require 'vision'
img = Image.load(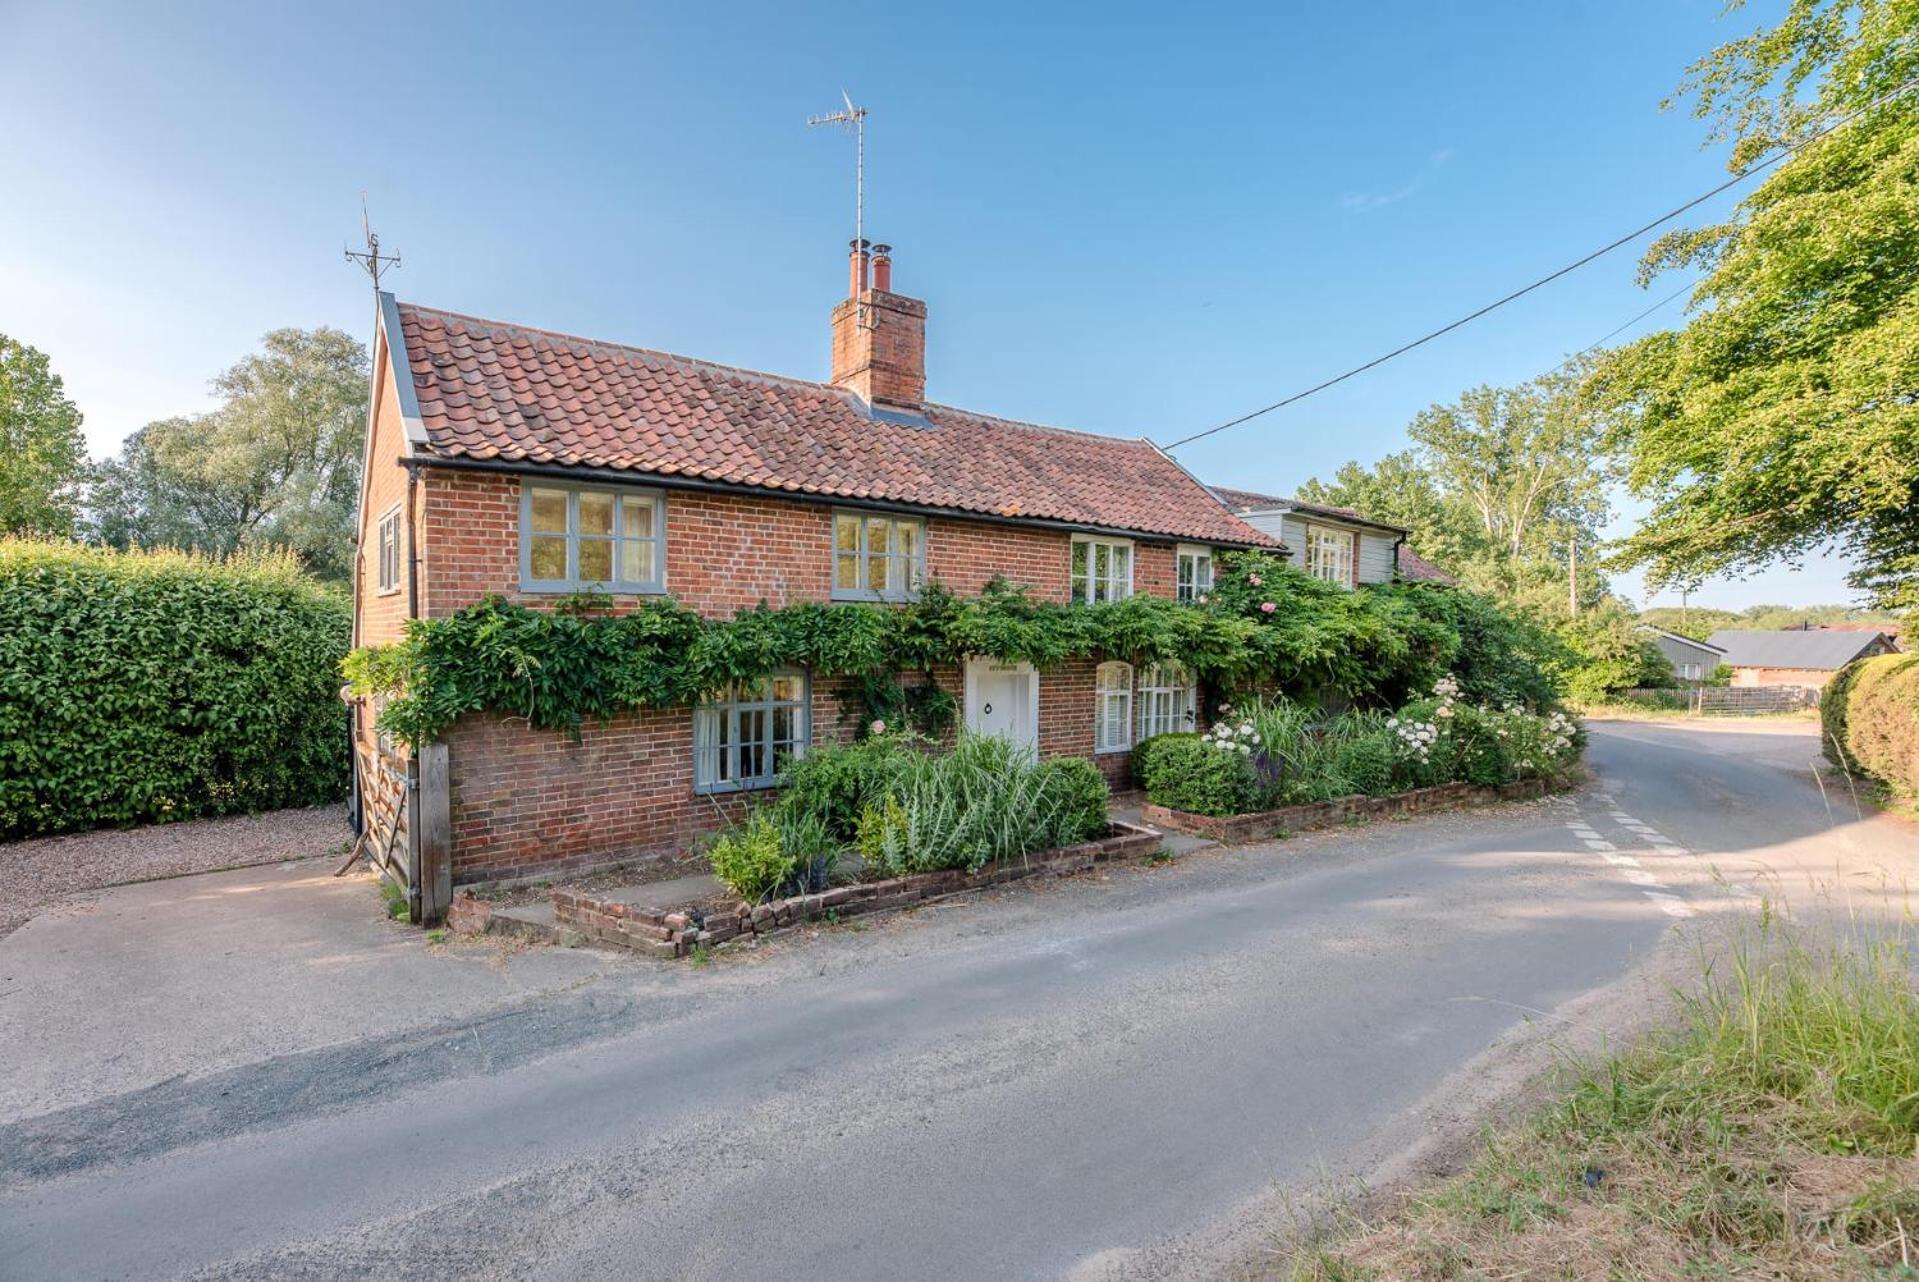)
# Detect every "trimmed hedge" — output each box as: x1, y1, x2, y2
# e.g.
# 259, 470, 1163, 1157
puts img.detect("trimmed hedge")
0, 539, 351, 837
1822, 653, 1919, 805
